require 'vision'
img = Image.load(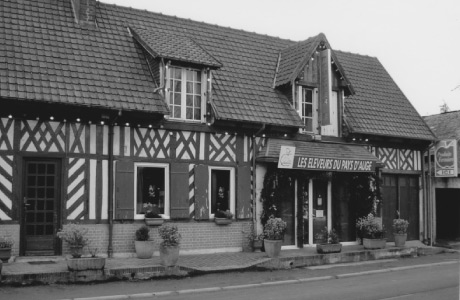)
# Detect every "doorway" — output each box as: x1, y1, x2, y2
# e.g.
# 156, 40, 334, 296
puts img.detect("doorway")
436, 188, 460, 240
22, 159, 61, 256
